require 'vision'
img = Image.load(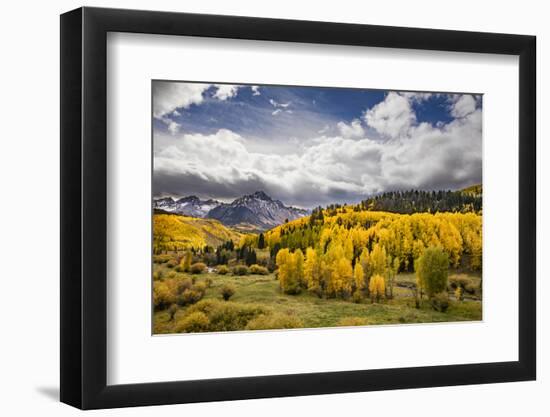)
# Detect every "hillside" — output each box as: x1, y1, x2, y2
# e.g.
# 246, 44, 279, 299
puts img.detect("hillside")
153, 195, 482, 335
263, 204, 482, 272
461, 184, 482, 196
357, 186, 482, 214
153, 213, 243, 253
